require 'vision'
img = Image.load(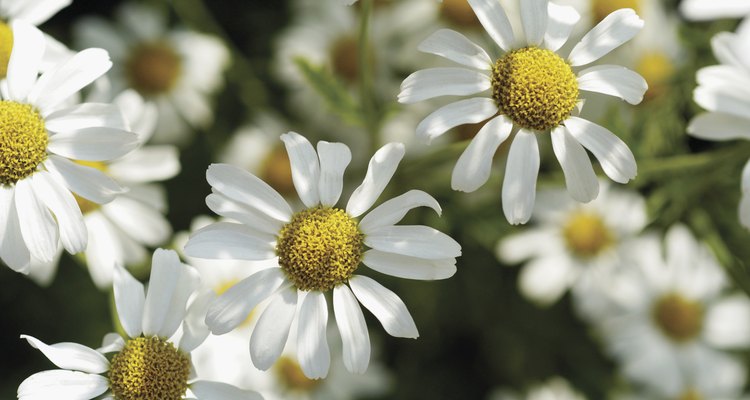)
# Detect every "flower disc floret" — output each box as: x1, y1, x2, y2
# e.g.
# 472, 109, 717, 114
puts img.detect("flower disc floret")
561, 211, 613, 258
491, 47, 578, 131
0, 21, 12, 78
108, 336, 191, 400
652, 293, 704, 342
0, 100, 48, 186
126, 42, 182, 95
277, 206, 364, 292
